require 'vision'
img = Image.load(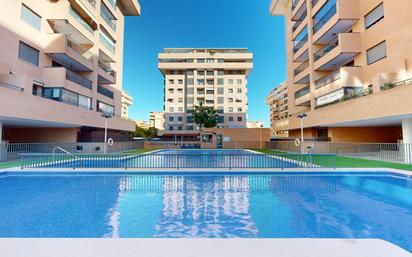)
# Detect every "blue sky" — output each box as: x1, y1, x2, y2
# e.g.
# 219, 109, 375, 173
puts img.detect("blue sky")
122, 0, 286, 126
